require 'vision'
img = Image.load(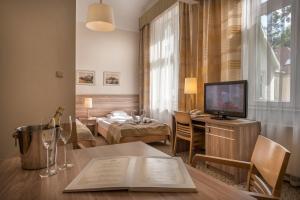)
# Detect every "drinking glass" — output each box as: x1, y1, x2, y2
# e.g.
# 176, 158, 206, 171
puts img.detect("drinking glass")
140, 109, 145, 123
40, 118, 57, 178
131, 110, 139, 124
59, 116, 73, 170
52, 118, 61, 173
